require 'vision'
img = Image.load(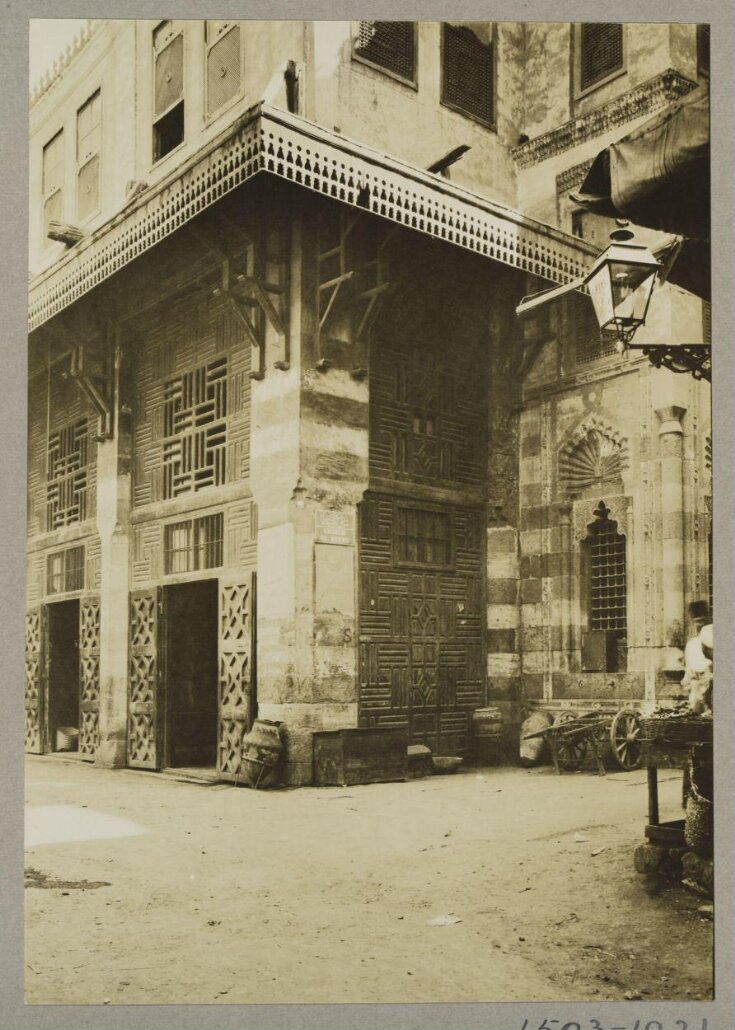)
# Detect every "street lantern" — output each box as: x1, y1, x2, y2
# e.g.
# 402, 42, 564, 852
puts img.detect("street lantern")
516, 224, 661, 351
584, 227, 660, 349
